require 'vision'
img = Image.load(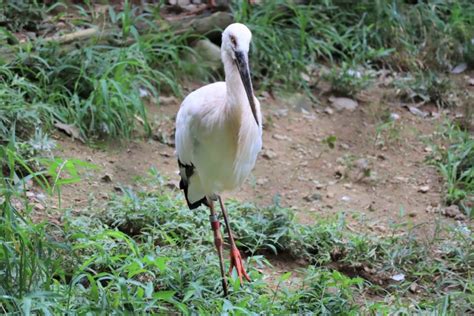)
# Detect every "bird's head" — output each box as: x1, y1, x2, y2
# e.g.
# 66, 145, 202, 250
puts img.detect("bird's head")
222, 23, 258, 126
222, 23, 252, 60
